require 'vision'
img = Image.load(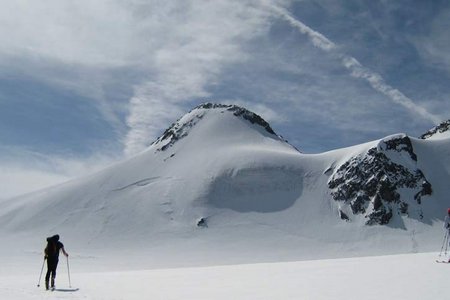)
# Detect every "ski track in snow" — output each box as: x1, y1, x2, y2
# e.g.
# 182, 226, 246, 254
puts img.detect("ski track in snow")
112, 177, 161, 191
